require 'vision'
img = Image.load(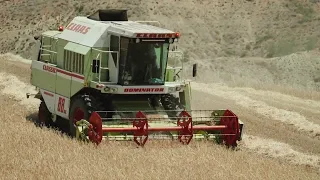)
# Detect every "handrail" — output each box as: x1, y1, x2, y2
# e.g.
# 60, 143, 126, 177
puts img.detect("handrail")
52, 39, 59, 63
91, 48, 117, 53
168, 50, 184, 67
39, 34, 59, 63
40, 49, 57, 54
40, 47, 57, 63
168, 50, 184, 81
91, 48, 119, 83
92, 48, 118, 60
